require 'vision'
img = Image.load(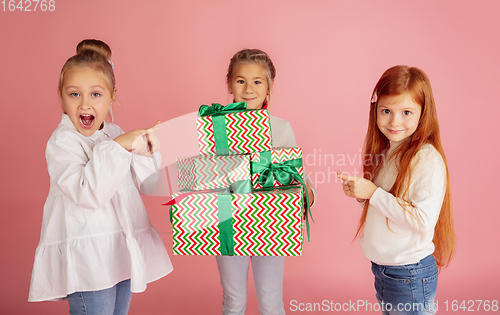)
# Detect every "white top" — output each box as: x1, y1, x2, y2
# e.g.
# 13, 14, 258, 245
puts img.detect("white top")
359, 141, 446, 265
29, 114, 173, 302
270, 115, 297, 148
270, 115, 316, 205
